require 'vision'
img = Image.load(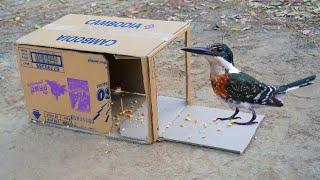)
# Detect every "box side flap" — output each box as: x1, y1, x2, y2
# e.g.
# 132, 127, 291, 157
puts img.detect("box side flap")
16, 29, 162, 57
15, 14, 189, 57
